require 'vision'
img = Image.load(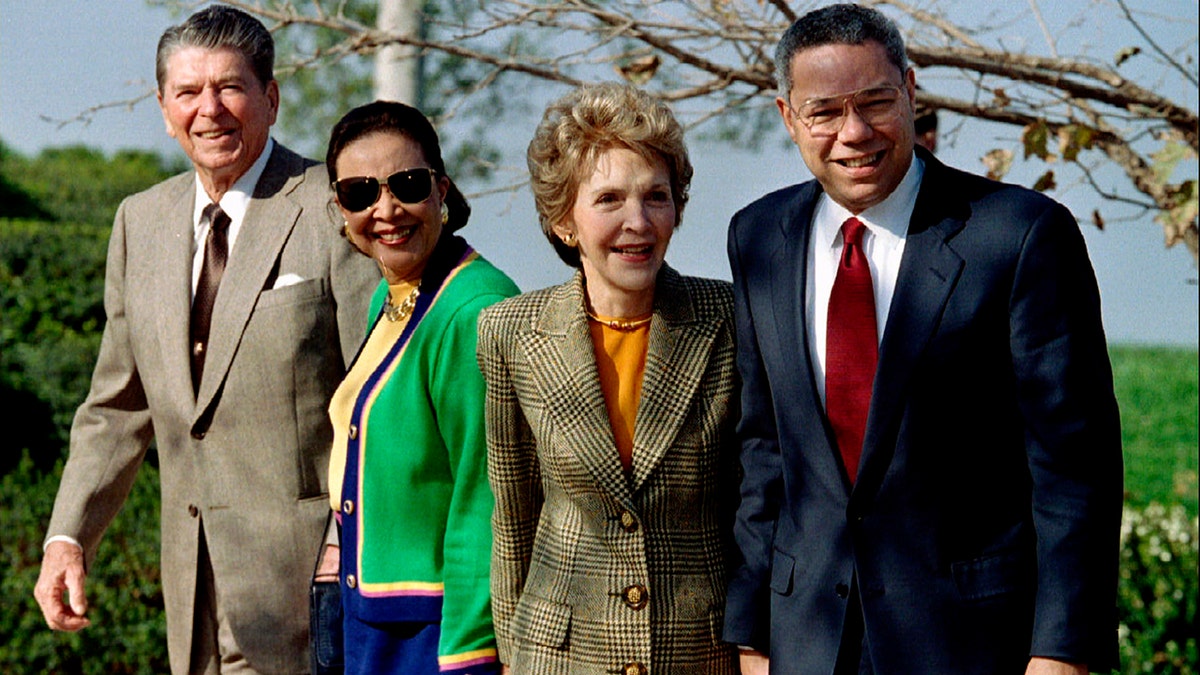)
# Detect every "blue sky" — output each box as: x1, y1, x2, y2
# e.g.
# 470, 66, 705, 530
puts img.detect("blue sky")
1, 0, 1196, 345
